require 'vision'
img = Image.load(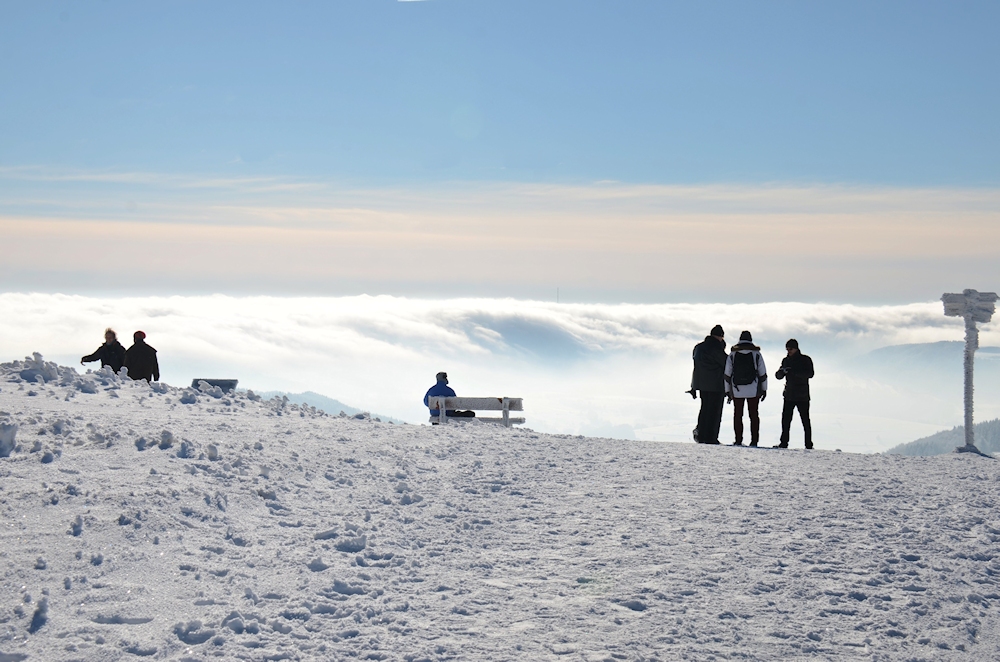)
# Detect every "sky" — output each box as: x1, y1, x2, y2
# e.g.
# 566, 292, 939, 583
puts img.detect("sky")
1, 1, 999, 301
2, 2, 999, 446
